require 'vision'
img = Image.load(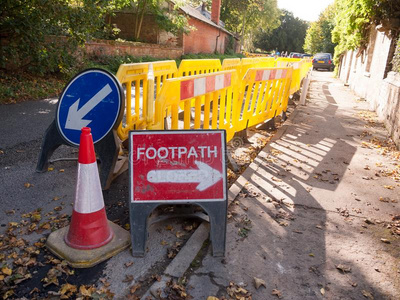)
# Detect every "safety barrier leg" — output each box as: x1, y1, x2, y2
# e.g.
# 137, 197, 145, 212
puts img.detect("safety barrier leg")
130, 203, 159, 257
258, 117, 276, 131
36, 121, 120, 190
36, 121, 65, 173
95, 131, 120, 190
198, 201, 227, 257
282, 111, 288, 121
